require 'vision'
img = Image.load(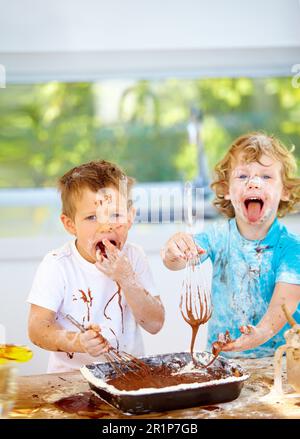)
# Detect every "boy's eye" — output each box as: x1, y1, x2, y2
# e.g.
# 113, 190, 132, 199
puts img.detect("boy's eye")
262, 175, 271, 180
111, 213, 124, 220
110, 212, 127, 223
86, 215, 97, 221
